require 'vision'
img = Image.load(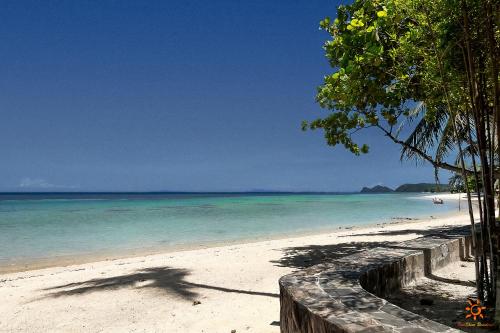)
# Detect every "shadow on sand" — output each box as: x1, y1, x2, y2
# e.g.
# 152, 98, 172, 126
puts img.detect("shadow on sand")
272, 225, 471, 284
337, 225, 470, 239
271, 241, 398, 269
42, 266, 278, 300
